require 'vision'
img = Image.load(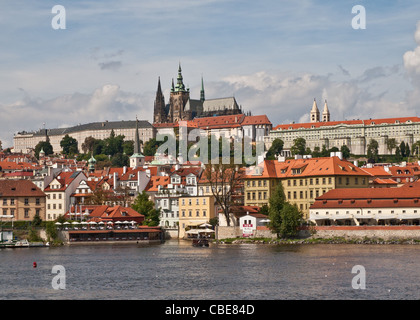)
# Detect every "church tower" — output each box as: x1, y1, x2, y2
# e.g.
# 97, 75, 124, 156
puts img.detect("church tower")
310, 98, 320, 123
322, 100, 330, 122
130, 117, 145, 168
153, 77, 167, 124
200, 76, 205, 102
168, 63, 190, 122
